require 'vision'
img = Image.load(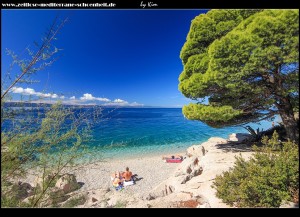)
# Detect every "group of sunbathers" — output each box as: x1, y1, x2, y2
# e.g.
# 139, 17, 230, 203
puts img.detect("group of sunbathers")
111, 155, 184, 191
111, 167, 134, 190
